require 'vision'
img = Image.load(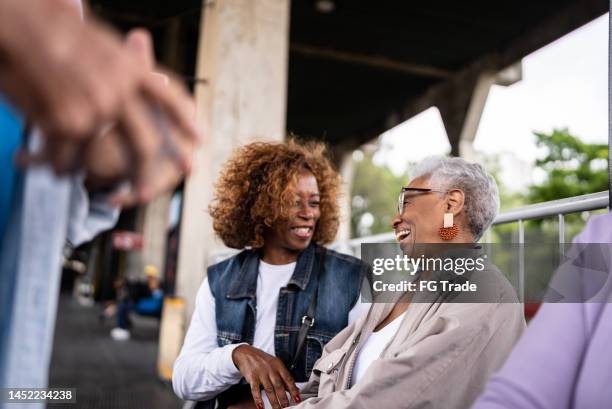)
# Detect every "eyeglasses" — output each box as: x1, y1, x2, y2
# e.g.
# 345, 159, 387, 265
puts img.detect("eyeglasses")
398, 187, 448, 213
